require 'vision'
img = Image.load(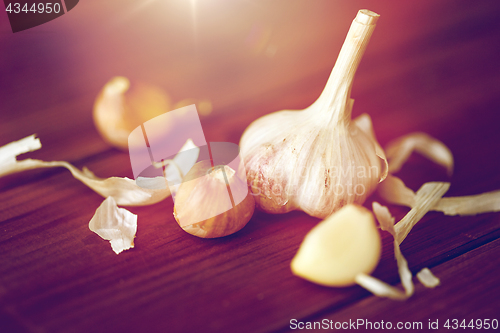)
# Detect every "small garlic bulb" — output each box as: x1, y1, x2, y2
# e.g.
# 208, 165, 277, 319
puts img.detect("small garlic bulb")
240, 10, 387, 219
